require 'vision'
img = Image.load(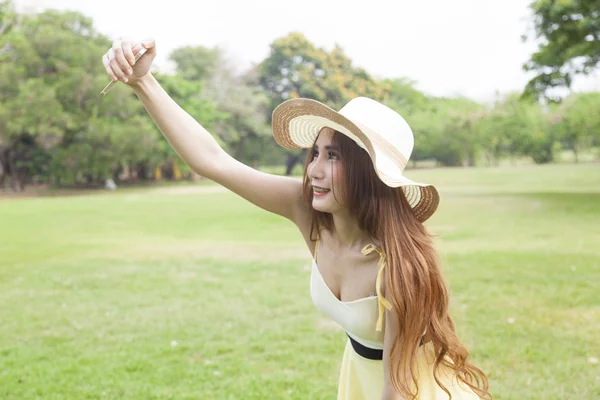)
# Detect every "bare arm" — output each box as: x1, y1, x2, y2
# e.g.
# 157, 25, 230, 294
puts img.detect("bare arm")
381, 308, 409, 400
131, 73, 222, 176
103, 39, 308, 223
